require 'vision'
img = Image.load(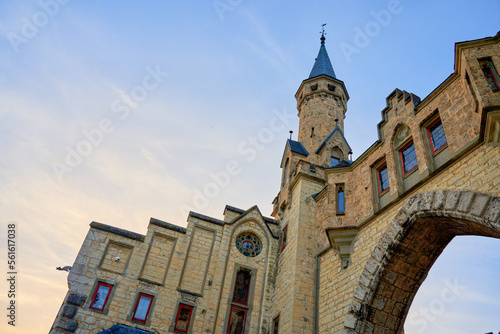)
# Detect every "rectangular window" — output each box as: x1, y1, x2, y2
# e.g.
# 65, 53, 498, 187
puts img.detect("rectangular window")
89, 282, 113, 311
480, 58, 500, 91
227, 306, 247, 334
377, 164, 389, 194
427, 119, 447, 153
132, 293, 154, 323
174, 304, 193, 333
232, 269, 251, 305
281, 225, 288, 250
273, 315, 280, 334
399, 141, 418, 175
337, 184, 345, 214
